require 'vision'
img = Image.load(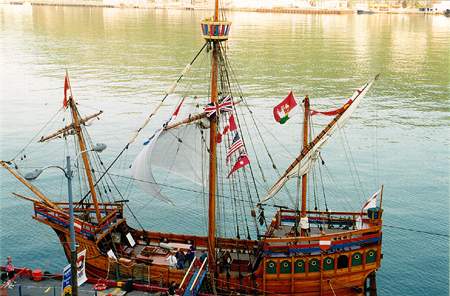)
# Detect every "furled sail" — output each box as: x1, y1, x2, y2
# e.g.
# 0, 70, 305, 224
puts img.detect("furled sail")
261, 76, 378, 203
131, 122, 209, 204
